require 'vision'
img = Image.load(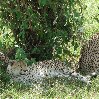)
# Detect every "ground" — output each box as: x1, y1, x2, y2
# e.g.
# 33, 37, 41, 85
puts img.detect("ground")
1, 75, 99, 99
